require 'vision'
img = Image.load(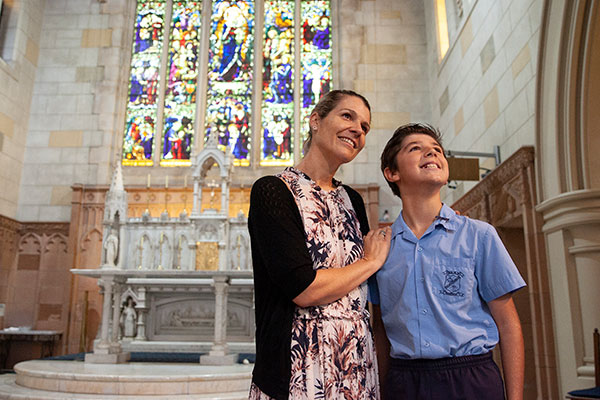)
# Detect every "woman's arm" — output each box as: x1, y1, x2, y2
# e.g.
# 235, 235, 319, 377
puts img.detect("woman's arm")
293, 226, 391, 307
249, 176, 391, 307
249, 176, 317, 299
488, 293, 524, 400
